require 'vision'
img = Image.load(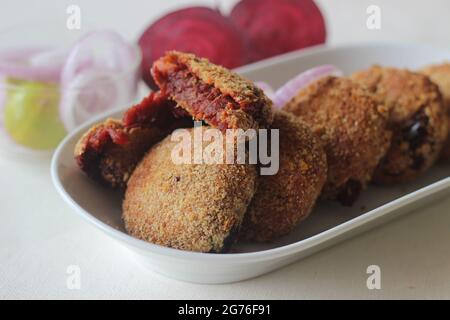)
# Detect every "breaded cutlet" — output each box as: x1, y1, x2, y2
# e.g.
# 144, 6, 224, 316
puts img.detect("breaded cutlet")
420, 63, 450, 161
75, 92, 192, 189
74, 119, 166, 189
123, 126, 258, 253
151, 51, 274, 132
352, 66, 448, 184
283, 76, 392, 205
240, 111, 327, 241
